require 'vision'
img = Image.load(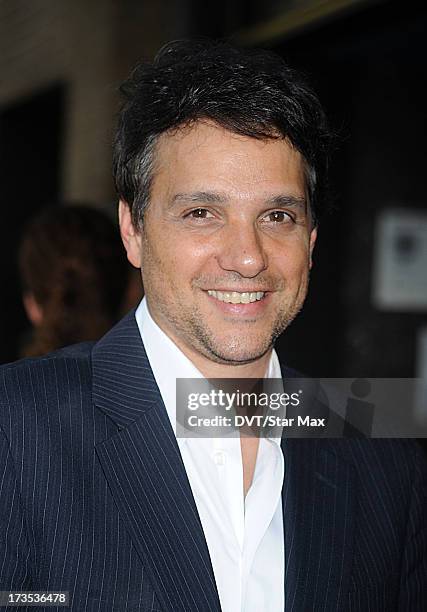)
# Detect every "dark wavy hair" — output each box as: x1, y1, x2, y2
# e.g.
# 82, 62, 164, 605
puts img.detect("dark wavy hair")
19, 205, 129, 357
113, 38, 332, 227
